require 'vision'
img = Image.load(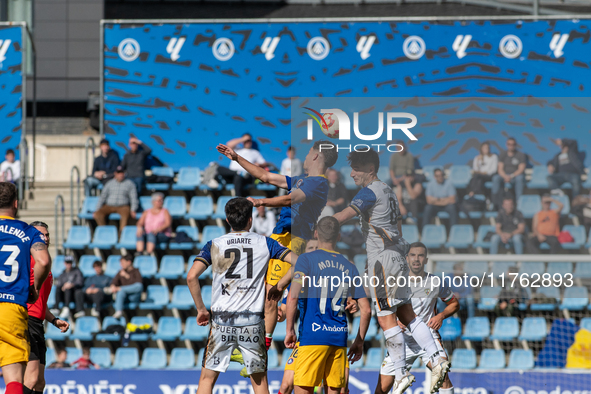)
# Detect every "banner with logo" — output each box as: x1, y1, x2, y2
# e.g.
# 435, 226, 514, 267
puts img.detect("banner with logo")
102, 18, 591, 170
0, 23, 25, 160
